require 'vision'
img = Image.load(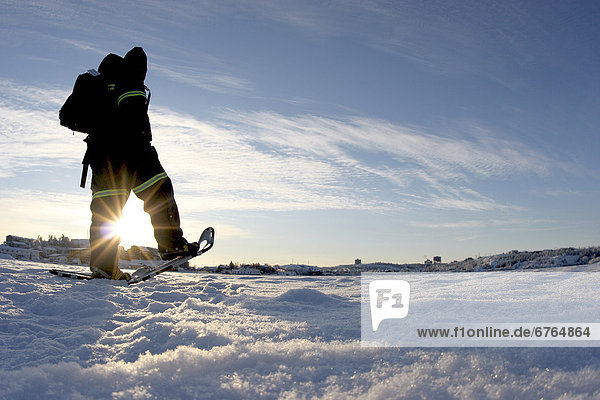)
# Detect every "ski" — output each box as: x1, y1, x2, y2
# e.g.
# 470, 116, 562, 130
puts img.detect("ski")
49, 268, 94, 280
127, 227, 214, 285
